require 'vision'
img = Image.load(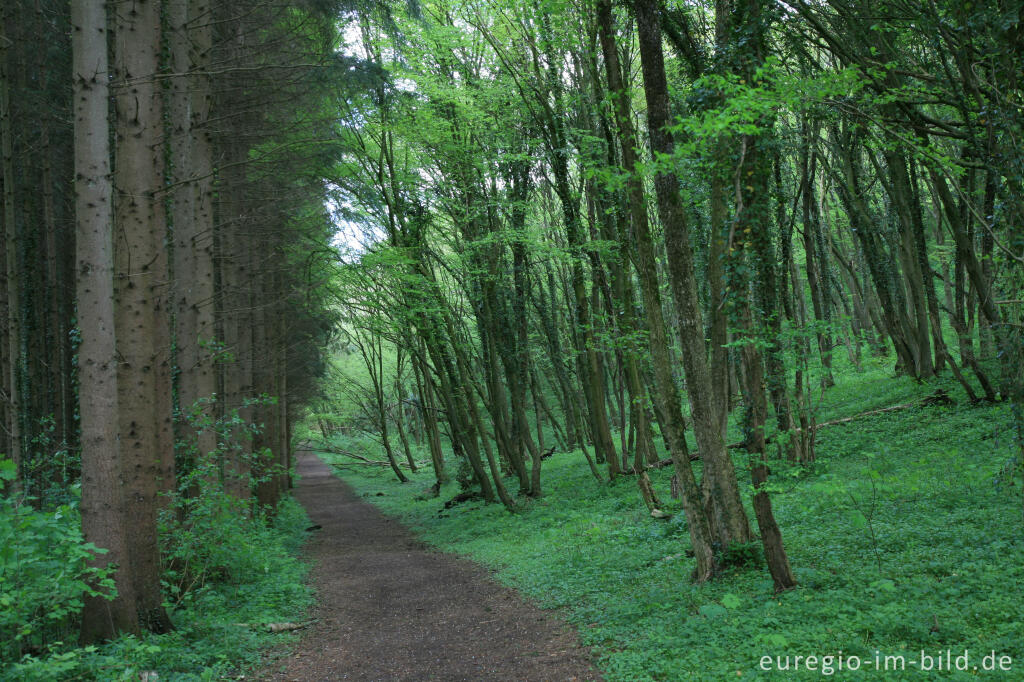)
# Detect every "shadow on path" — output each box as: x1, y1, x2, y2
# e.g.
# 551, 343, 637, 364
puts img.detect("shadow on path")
260, 451, 601, 681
